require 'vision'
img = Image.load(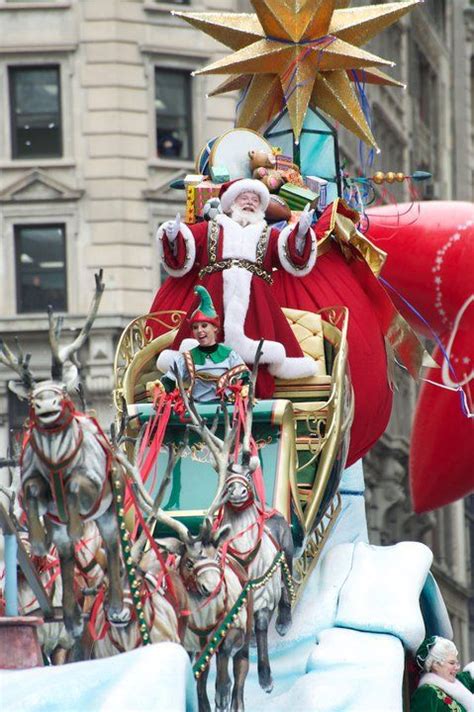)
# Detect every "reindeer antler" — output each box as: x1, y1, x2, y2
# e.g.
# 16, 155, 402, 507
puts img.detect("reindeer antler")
0, 337, 35, 390
241, 339, 264, 466
131, 437, 189, 560
49, 269, 105, 380
171, 364, 239, 516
